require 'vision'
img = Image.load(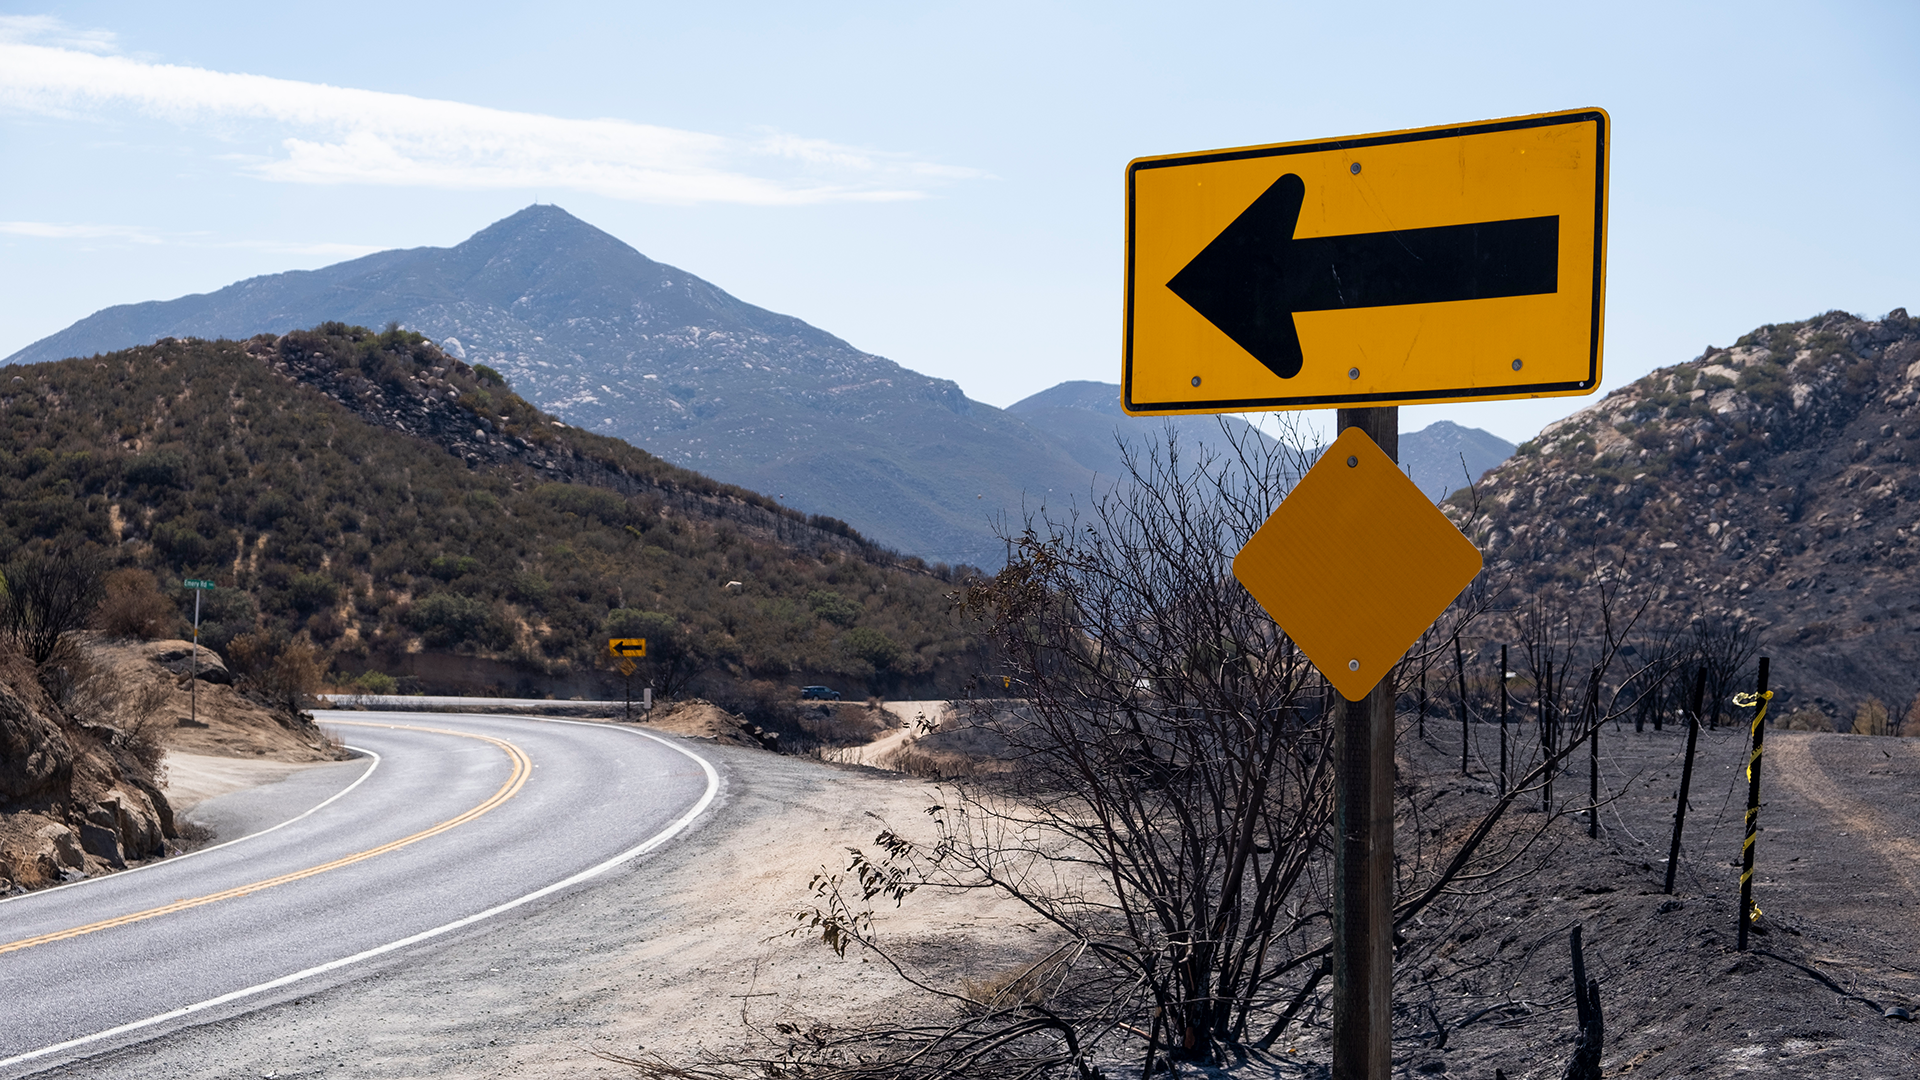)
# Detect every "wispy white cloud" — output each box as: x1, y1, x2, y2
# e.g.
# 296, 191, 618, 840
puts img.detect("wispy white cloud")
0, 219, 381, 257
0, 15, 117, 54
0, 220, 161, 243
0, 20, 979, 205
